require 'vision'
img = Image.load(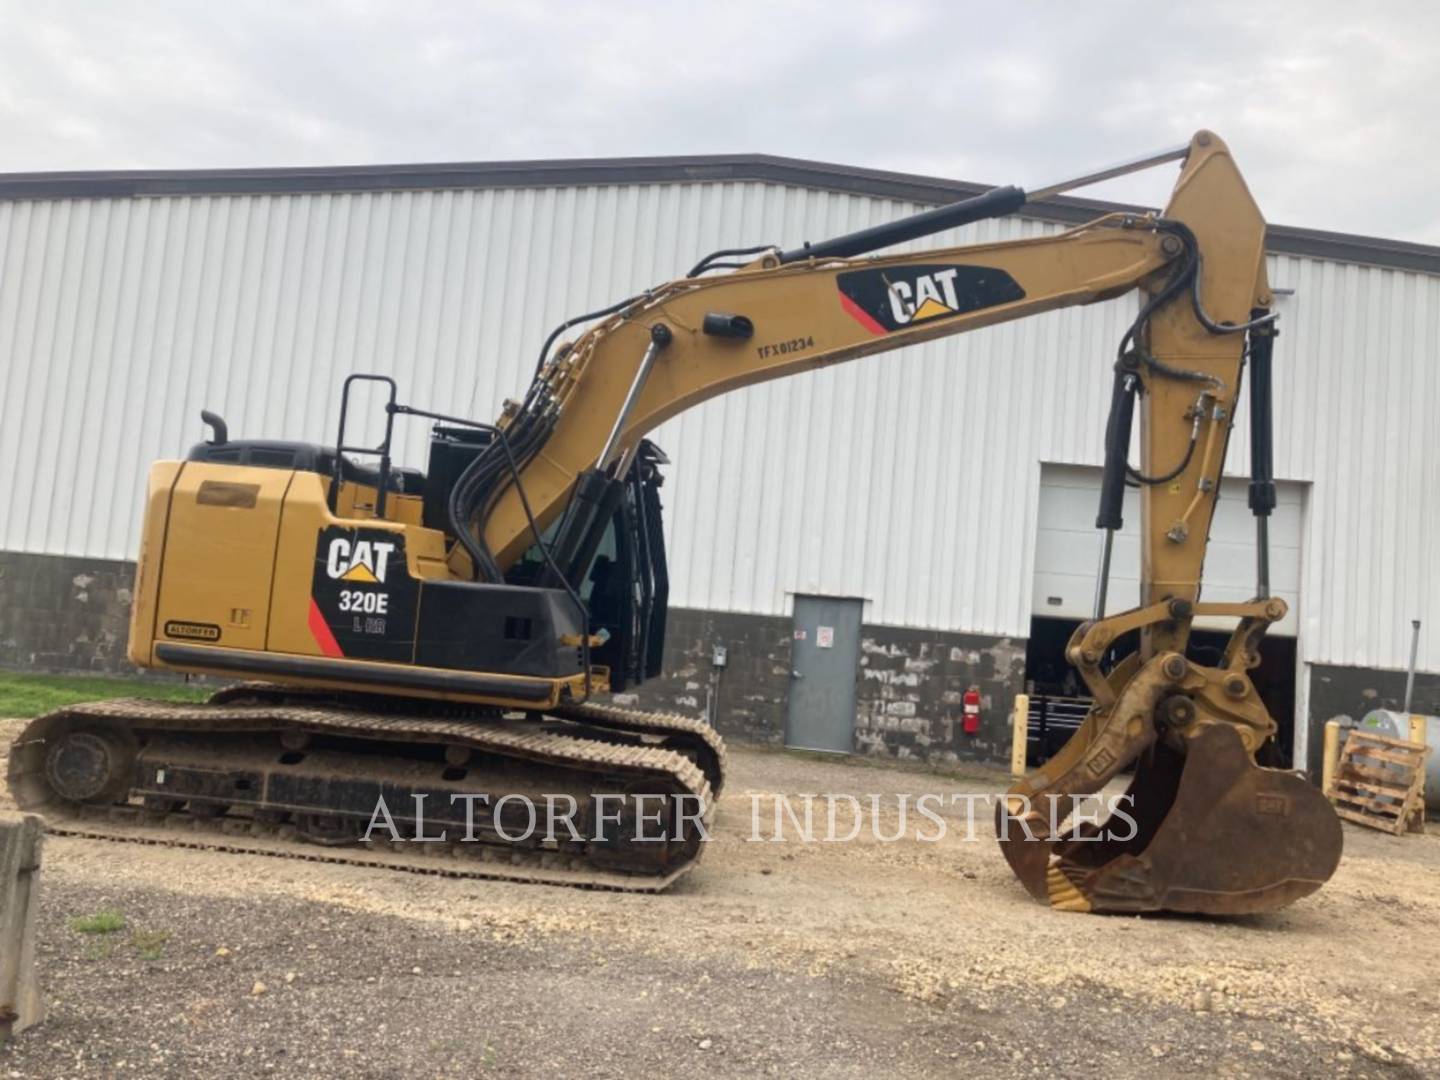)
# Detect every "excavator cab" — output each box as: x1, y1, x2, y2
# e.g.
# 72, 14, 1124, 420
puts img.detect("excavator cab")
503, 437, 672, 691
